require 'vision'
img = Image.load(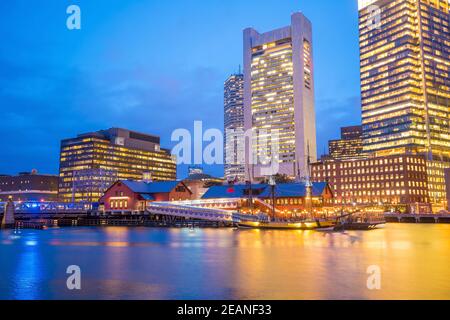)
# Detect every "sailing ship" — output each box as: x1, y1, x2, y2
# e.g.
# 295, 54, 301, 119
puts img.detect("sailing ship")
238, 146, 338, 230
